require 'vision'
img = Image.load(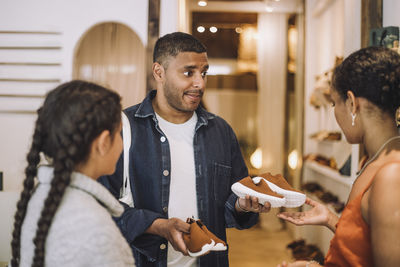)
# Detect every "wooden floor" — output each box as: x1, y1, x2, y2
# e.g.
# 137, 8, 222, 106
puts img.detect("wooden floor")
0, 226, 293, 267
227, 225, 294, 267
